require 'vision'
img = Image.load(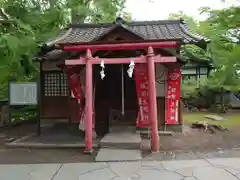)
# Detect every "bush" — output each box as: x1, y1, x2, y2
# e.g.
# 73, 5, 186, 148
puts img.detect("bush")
182, 79, 218, 111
